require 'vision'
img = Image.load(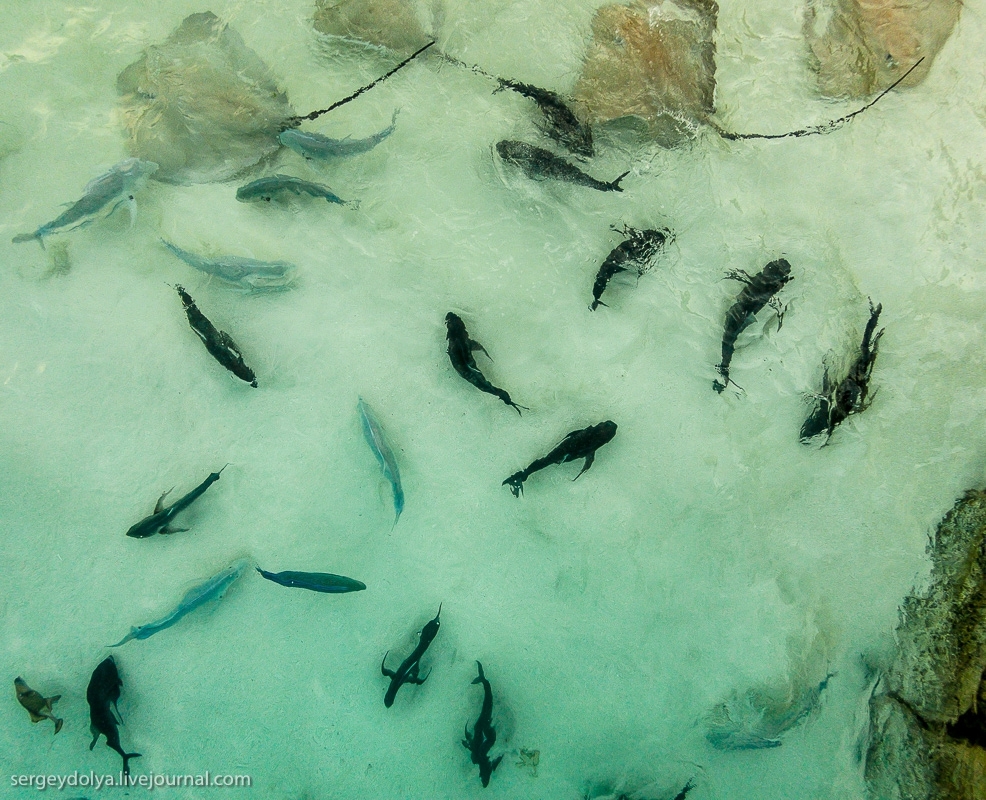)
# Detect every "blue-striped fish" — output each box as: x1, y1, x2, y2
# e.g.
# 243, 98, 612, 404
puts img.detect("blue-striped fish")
357, 397, 404, 524
256, 567, 365, 593
278, 109, 398, 160
162, 240, 296, 292
109, 558, 250, 646
13, 158, 158, 246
